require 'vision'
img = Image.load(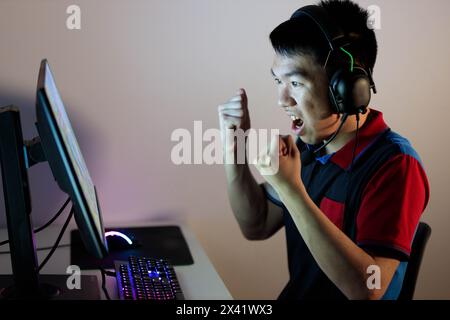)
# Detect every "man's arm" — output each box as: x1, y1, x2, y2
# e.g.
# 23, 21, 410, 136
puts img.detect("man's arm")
218, 89, 284, 240
256, 135, 428, 300
224, 164, 284, 240
278, 182, 399, 299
